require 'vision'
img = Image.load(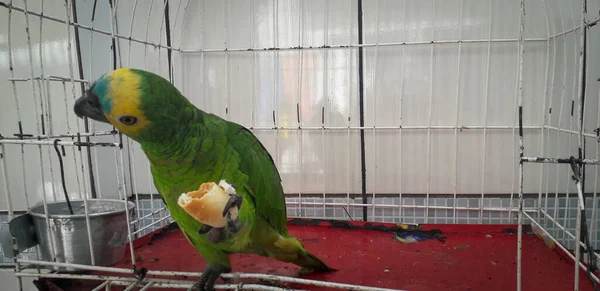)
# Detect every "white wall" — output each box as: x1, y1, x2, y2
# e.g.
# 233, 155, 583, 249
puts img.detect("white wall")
1, 0, 599, 214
